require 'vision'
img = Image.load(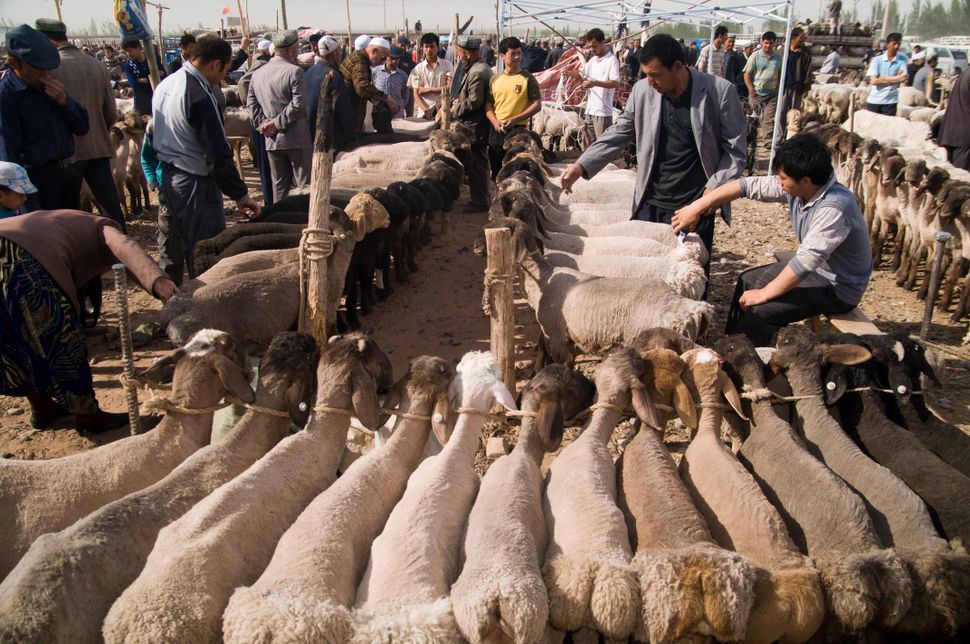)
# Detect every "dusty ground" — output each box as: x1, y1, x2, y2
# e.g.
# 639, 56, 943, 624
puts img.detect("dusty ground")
2, 152, 968, 462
